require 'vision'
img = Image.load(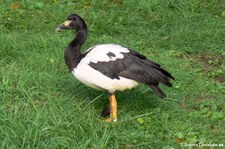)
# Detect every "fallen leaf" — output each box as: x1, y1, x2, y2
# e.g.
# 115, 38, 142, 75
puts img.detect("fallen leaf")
11, 3, 20, 9
175, 138, 185, 143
